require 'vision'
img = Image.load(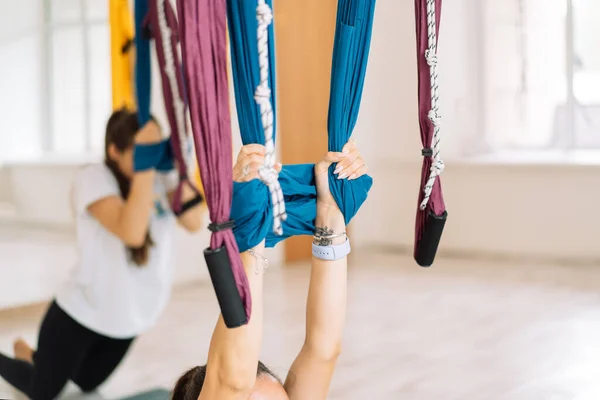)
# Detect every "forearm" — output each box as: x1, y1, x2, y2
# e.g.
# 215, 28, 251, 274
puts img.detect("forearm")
119, 170, 156, 245
304, 209, 347, 357
205, 242, 265, 390
176, 180, 204, 231
284, 211, 347, 398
